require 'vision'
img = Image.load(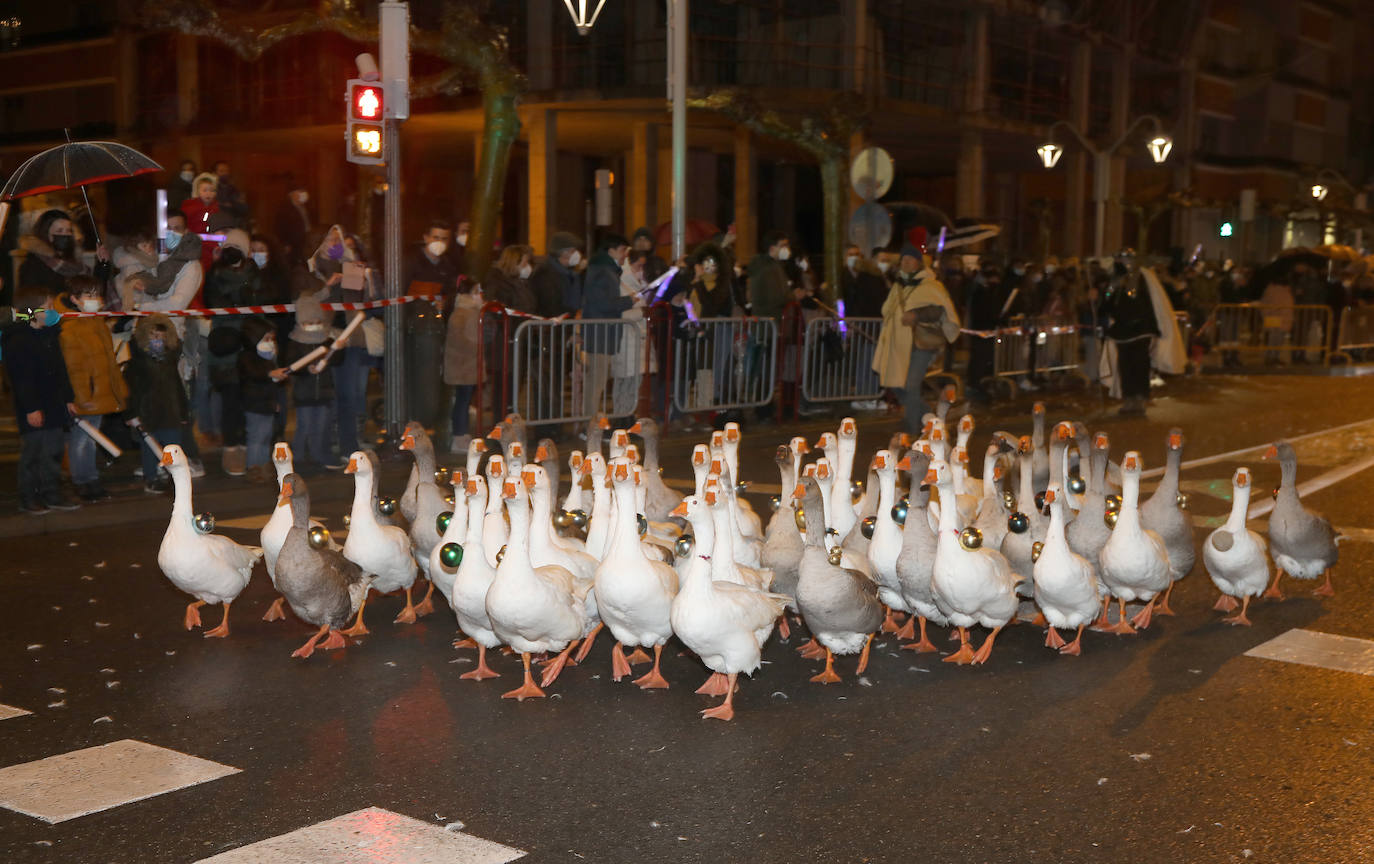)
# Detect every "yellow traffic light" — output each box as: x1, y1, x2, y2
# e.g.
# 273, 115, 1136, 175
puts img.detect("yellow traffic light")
353, 127, 383, 156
